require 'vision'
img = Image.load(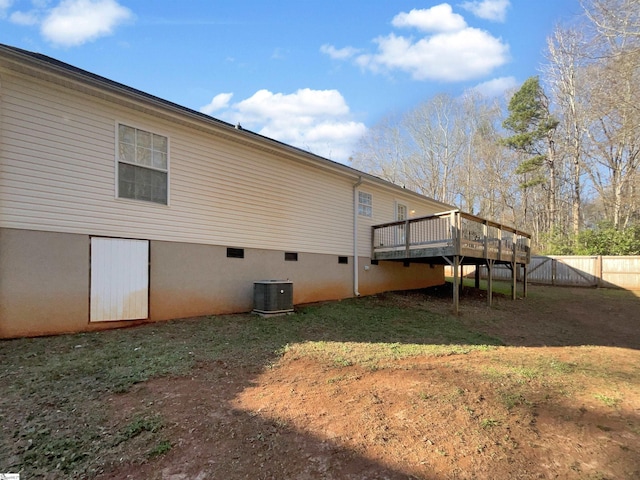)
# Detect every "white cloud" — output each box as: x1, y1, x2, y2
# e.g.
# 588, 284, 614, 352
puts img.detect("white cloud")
0, 0, 13, 18
9, 10, 39, 25
356, 28, 508, 82
234, 88, 350, 120
391, 4, 466, 33
200, 93, 233, 115
320, 44, 361, 60
471, 76, 517, 96
41, 0, 133, 47
200, 88, 366, 162
460, 0, 510, 22
325, 3, 509, 82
